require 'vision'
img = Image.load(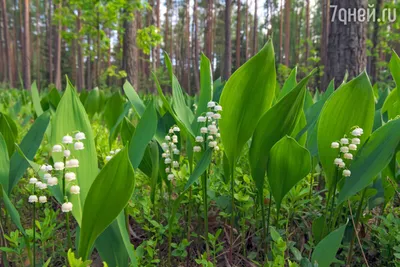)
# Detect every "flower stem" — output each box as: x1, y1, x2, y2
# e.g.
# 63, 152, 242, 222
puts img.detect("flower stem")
62, 156, 73, 250
229, 161, 235, 264
260, 193, 267, 255
266, 191, 272, 255
328, 170, 340, 231
202, 170, 210, 258
347, 188, 366, 265
33, 202, 36, 266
